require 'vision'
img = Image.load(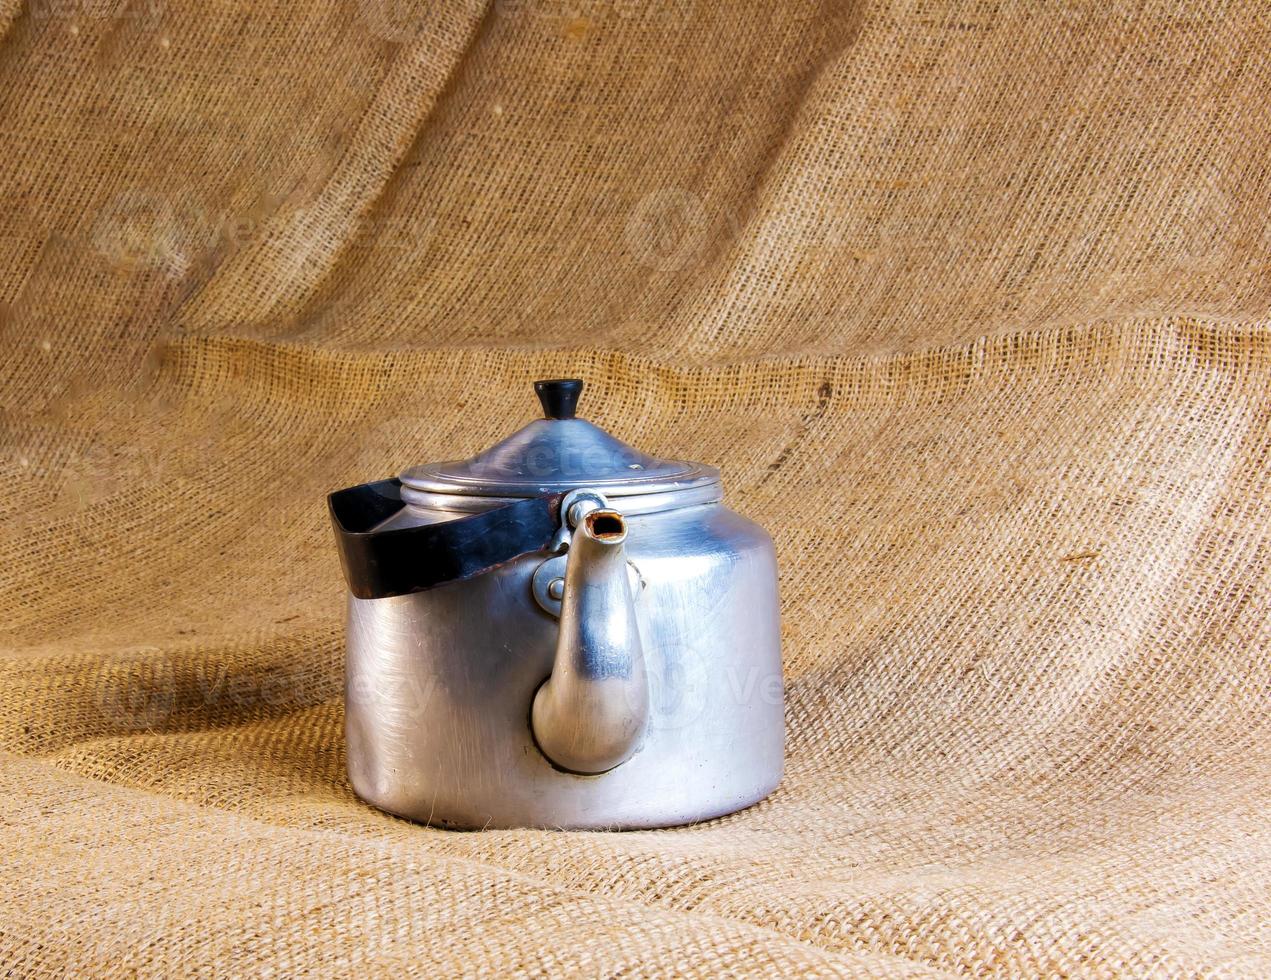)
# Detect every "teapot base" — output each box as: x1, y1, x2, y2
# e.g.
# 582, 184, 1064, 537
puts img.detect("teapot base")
349, 768, 783, 831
